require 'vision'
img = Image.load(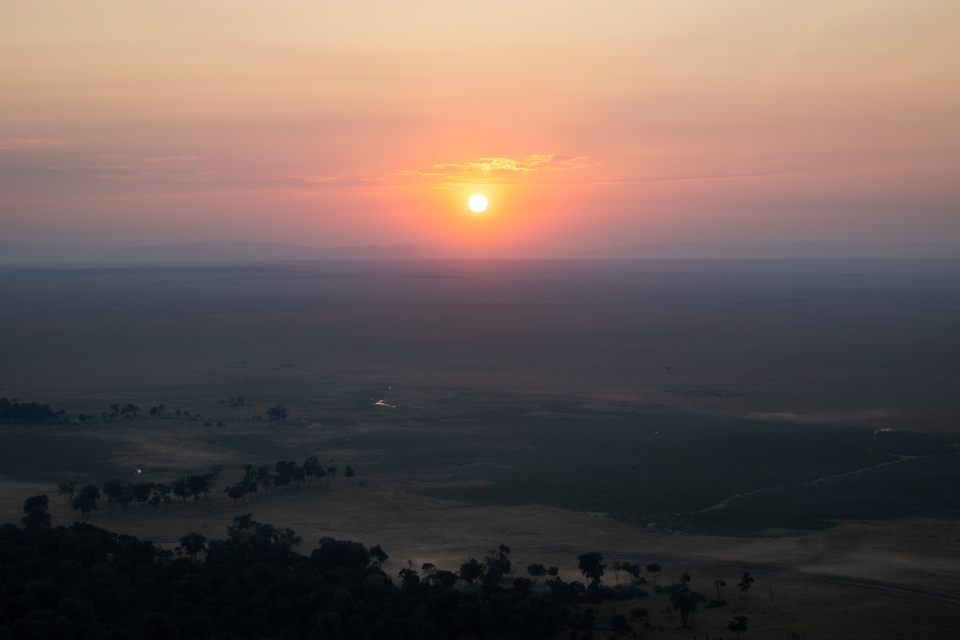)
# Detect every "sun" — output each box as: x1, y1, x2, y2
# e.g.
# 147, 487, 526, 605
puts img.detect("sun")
468, 194, 488, 212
